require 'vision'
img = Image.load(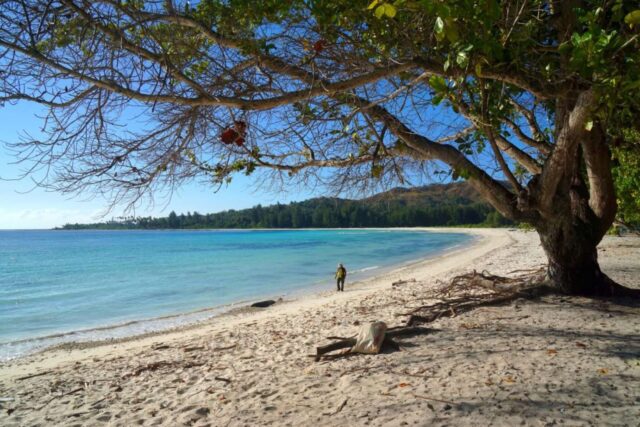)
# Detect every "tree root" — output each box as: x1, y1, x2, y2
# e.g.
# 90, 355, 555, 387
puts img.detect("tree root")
402, 268, 550, 327
605, 280, 640, 298
313, 265, 638, 362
